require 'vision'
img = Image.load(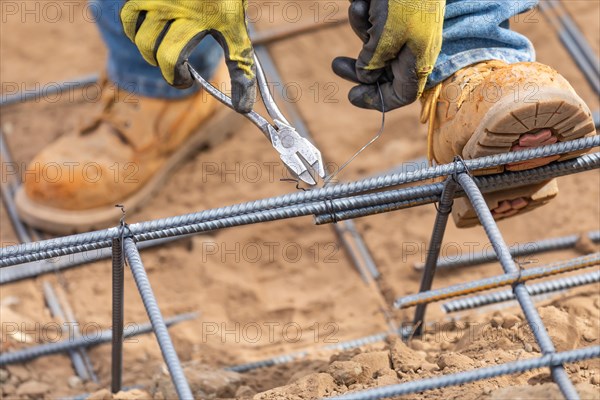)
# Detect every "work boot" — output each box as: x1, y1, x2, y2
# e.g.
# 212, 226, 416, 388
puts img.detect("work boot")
421, 61, 595, 228
16, 63, 242, 234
